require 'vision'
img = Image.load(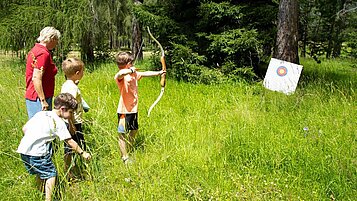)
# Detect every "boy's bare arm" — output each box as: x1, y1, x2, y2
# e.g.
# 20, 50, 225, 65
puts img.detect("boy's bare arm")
140, 70, 166, 77
65, 138, 91, 160
114, 68, 135, 80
